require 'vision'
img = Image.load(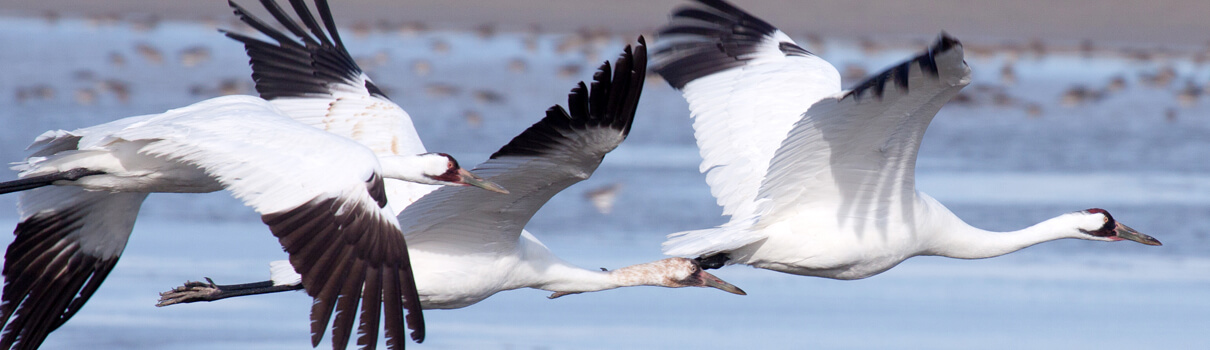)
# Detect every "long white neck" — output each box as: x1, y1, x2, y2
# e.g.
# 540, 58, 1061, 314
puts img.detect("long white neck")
925, 211, 1088, 259
517, 234, 689, 296
507, 232, 721, 298
377, 154, 444, 185
535, 259, 692, 297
